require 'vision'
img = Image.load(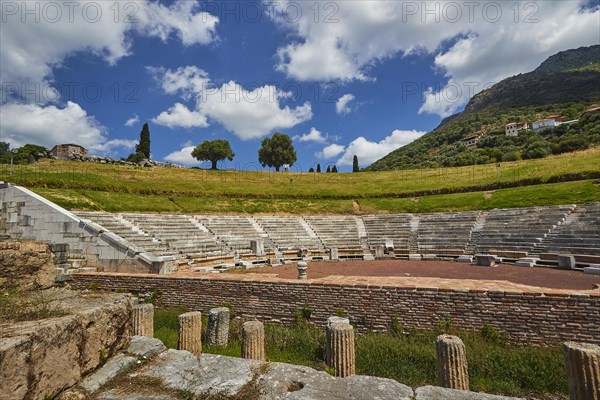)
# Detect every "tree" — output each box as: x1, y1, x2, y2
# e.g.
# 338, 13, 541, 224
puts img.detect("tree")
332, 165, 338, 173
0, 142, 9, 158
258, 132, 296, 172
192, 139, 235, 170
352, 155, 359, 172
135, 123, 151, 158
308, 167, 315, 172
326, 165, 331, 173
316, 164, 321, 173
